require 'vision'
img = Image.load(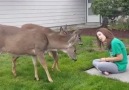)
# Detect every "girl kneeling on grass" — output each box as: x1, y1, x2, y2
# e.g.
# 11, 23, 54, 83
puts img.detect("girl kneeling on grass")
93, 28, 128, 75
